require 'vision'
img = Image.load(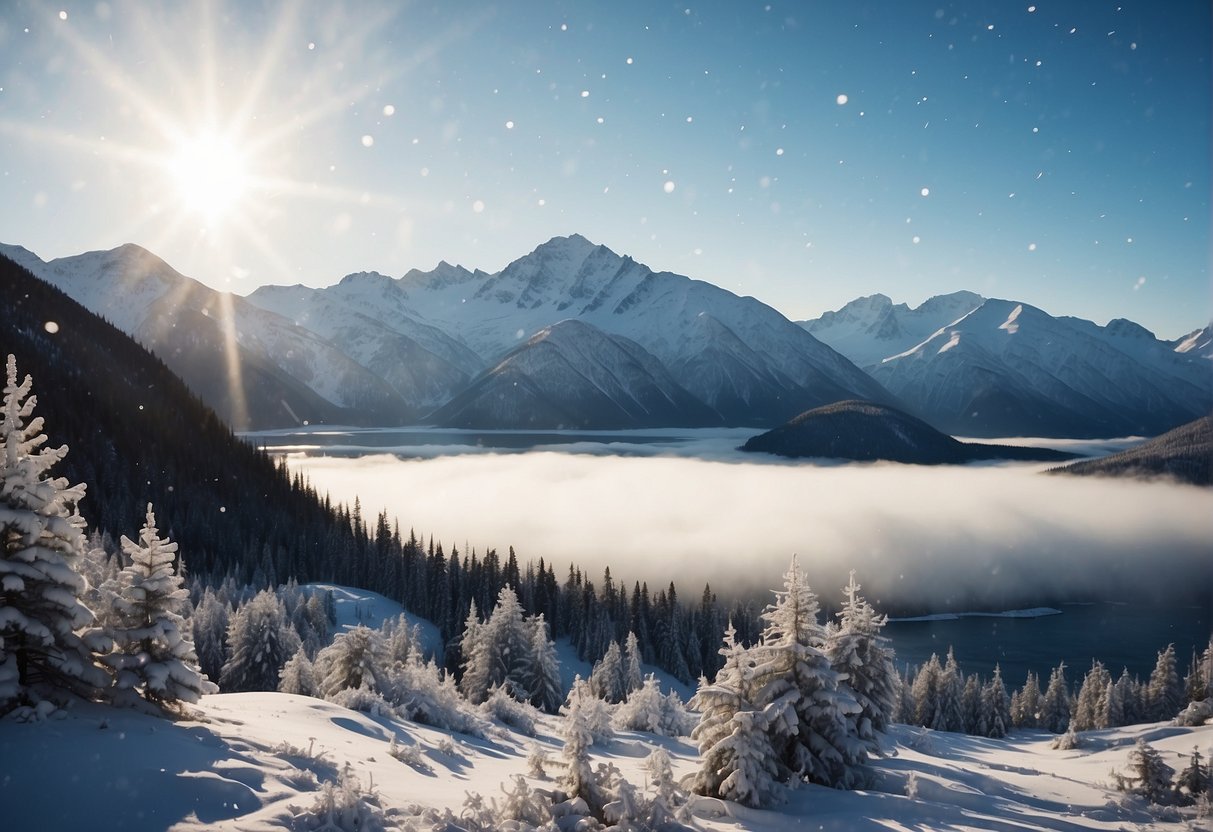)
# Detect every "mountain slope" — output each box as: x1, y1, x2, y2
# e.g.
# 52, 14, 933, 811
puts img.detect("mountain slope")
427, 319, 722, 429
800, 291, 985, 367
867, 299, 1212, 438
2, 243, 411, 428
1172, 324, 1213, 360
741, 400, 1074, 464
0, 252, 375, 584
1052, 415, 1213, 486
